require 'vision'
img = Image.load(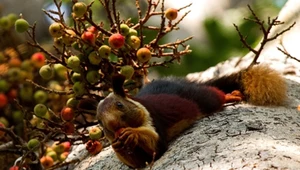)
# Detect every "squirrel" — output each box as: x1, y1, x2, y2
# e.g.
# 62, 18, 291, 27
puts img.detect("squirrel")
96, 65, 287, 168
